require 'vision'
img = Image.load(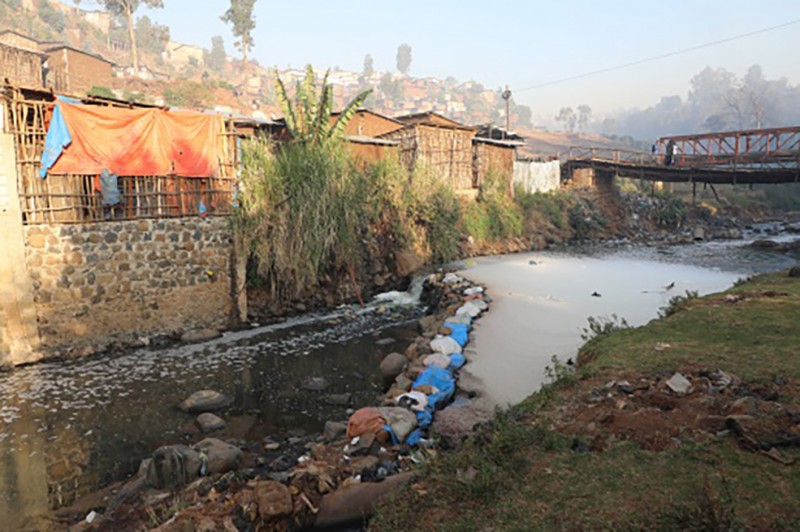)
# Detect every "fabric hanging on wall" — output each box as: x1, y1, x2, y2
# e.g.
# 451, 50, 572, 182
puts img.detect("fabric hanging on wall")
41, 101, 225, 178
